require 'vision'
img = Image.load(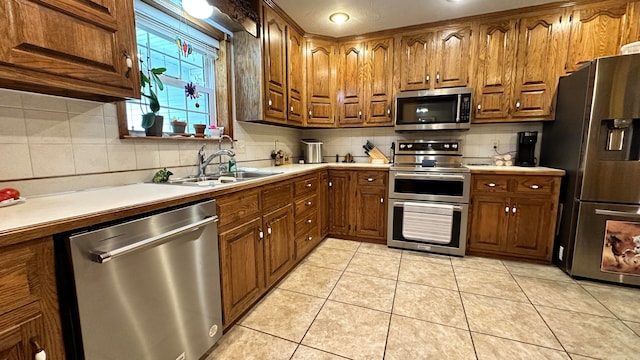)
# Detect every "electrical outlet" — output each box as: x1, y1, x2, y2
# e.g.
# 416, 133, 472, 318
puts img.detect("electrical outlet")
558, 246, 564, 261
235, 140, 246, 154
492, 139, 499, 150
